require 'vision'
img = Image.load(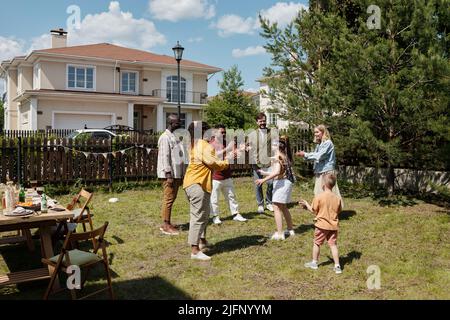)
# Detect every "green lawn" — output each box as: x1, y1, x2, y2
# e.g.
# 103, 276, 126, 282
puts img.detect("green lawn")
1, 177, 449, 300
